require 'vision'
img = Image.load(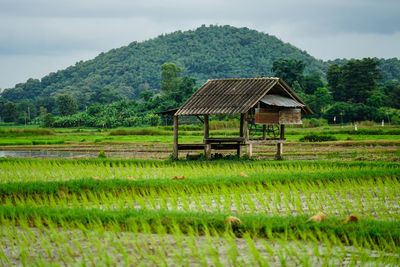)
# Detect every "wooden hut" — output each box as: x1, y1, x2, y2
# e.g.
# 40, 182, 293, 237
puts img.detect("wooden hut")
171, 77, 312, 159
